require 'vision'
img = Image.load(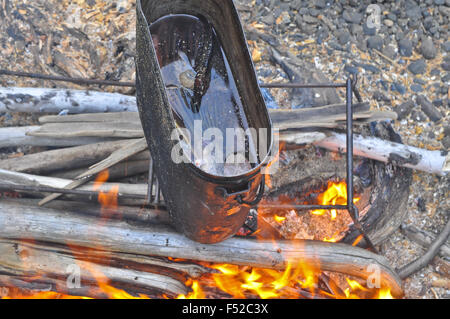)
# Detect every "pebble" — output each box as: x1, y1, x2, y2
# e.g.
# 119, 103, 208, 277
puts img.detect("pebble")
398, 38, 413, 57
410, 84, 424, 92
420, 37, 437, 60
442, 136, 450, 149
408, 59, 427, 75
392, 82, 407, 94
395, 99, 415, 120
441, 62, 450, 72
362, 23, 376, 36
430, 68, 441, 77
442, 41, 450, 52
442, 73, 450, 83
337, 30, 351, 45
384, 19, 394, 27
416, 95, 443, 122
367, 35, 384, 50
342, 9, 363, 24
344, 64, 358, 75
